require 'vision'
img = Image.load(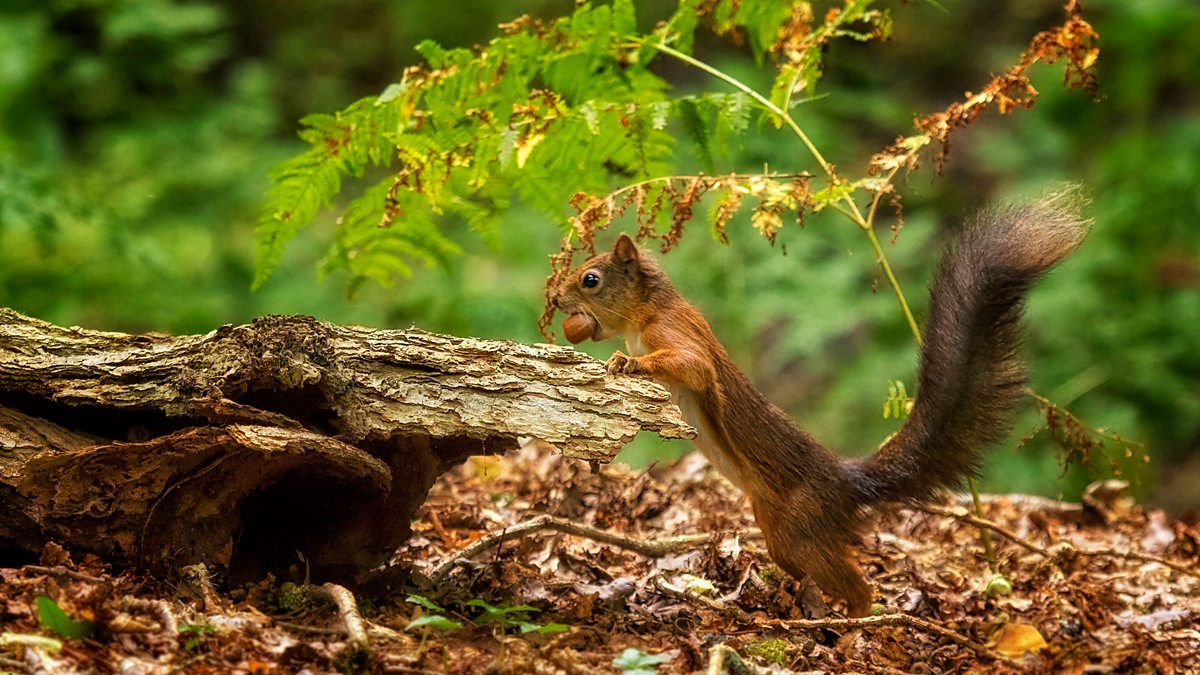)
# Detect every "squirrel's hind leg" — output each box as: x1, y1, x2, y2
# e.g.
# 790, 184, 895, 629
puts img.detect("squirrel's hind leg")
753, 499, 873, 618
